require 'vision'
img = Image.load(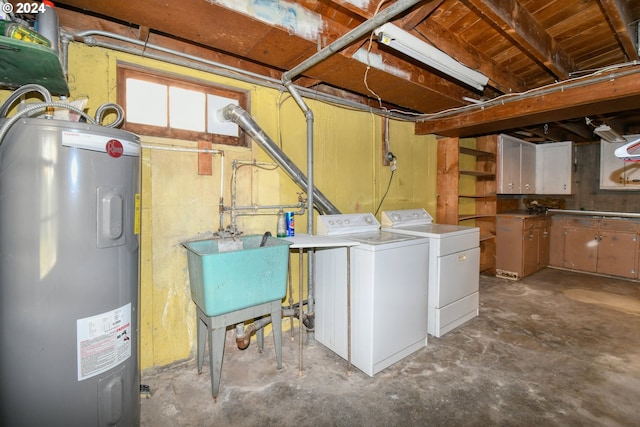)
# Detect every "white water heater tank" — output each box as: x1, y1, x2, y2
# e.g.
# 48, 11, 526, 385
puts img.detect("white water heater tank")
0, 118, 140, 426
